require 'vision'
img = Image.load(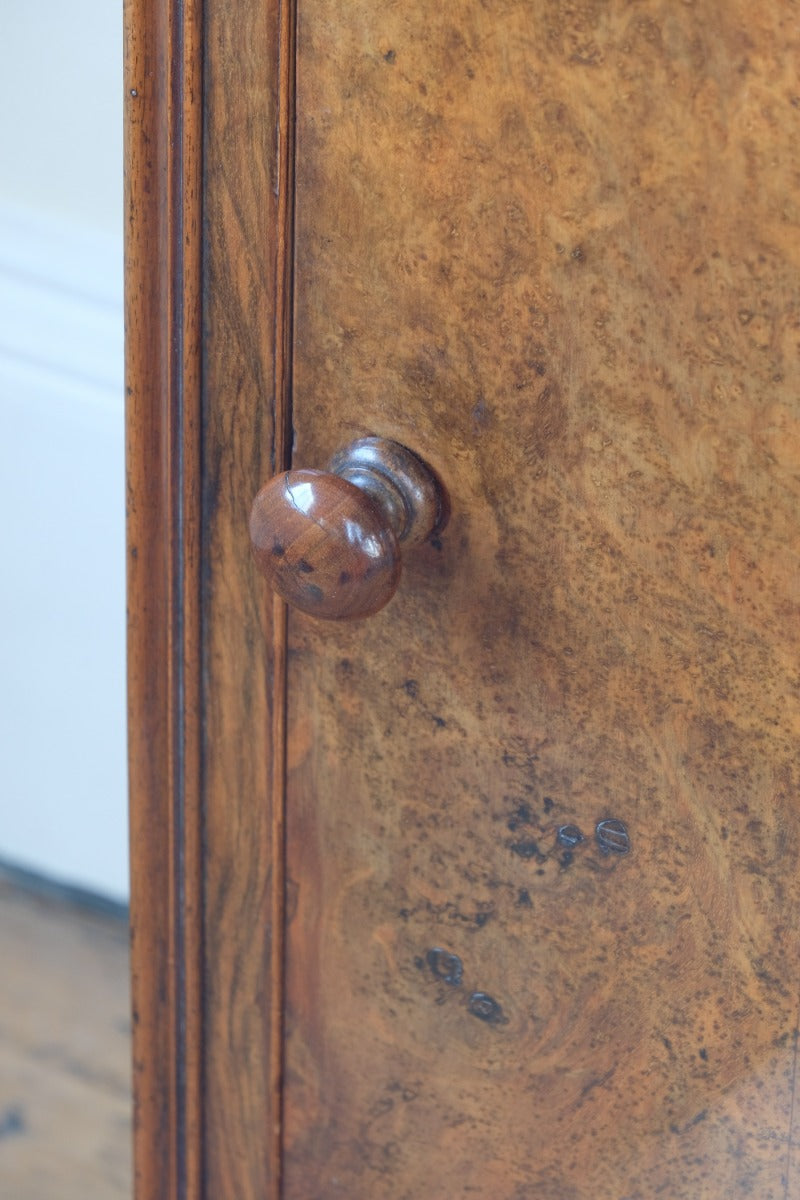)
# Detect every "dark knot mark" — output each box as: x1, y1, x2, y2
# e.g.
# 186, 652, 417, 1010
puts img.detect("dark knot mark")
509, 839, 544, 861
303, 583, 325, 603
